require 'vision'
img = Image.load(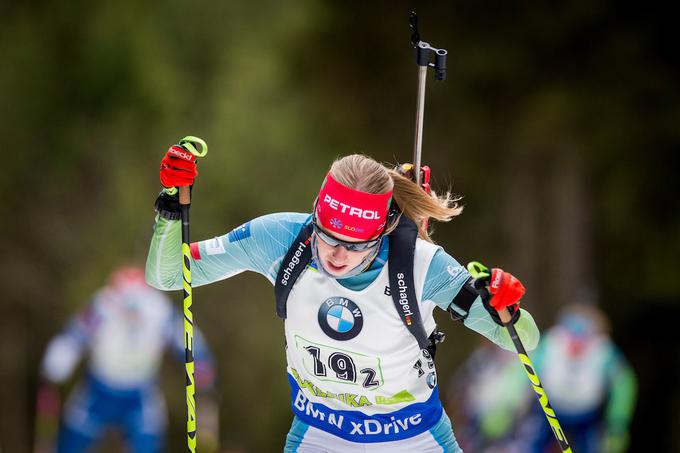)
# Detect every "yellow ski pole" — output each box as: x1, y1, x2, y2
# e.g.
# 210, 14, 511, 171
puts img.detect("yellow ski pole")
165, 135, 208, 452
467, 262, 573, 452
